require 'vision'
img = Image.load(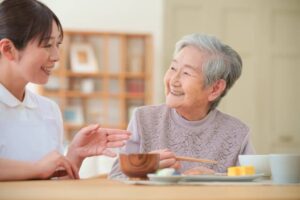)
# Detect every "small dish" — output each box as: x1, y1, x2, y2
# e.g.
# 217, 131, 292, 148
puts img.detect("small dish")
182, 173, 265, 182
147, 174, 184, 183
